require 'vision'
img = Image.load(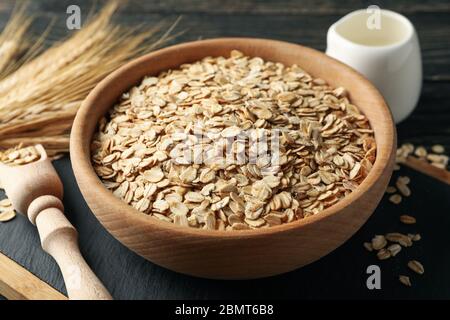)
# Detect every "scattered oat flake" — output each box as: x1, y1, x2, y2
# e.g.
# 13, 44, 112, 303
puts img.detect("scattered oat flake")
414, 146, 427, 158
431, 144, 445, 154
387, 244, 402, 257
396, 178, 411, 197
400, 214, 416, 224
398, 176, 410, 185
389, 194, 402, 204
0, 210, 16, 222
408, 260, 424, 275
371, 235, 387, 250
0, 198, 12, 207
385, 186, 397, 194
377, 249, 391, 260
363, 242, 373, 252
431, 162, 446, 169
412, 233, 421, 241
386, 232, 413, 247
399, 275, 412, 287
